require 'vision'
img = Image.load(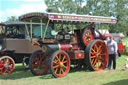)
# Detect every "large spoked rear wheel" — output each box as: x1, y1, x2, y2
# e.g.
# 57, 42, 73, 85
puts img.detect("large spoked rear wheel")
82, 28, 95, 46
29, 50, 49, 75
50, 50, 70, 78
0, 56, 15, 75
85, 40, 108, 71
